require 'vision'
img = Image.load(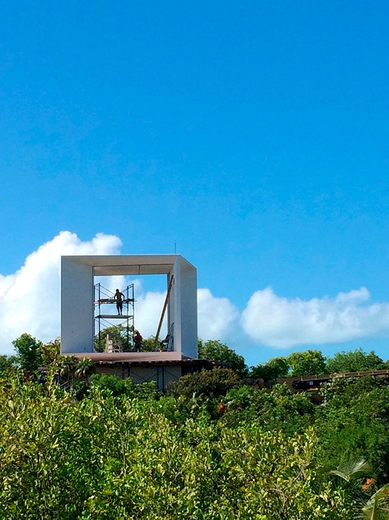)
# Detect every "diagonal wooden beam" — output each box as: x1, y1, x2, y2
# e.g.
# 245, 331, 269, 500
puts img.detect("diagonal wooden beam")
154, 275, 174, 351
